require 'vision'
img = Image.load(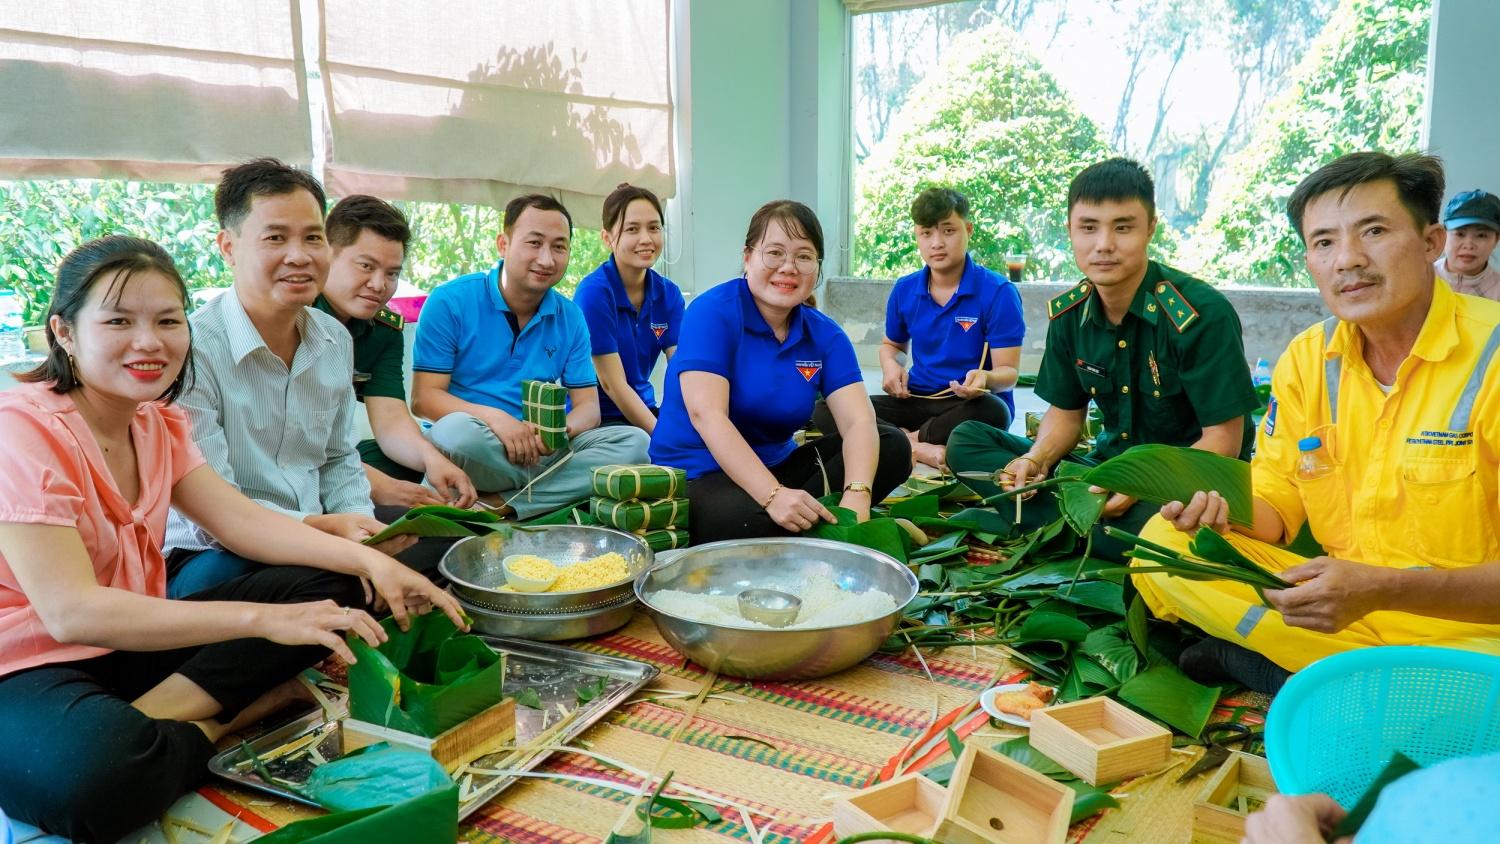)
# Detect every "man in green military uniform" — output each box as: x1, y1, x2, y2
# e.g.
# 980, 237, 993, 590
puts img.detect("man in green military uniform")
947, 158, 1258, 550
316, 195, 476, 513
